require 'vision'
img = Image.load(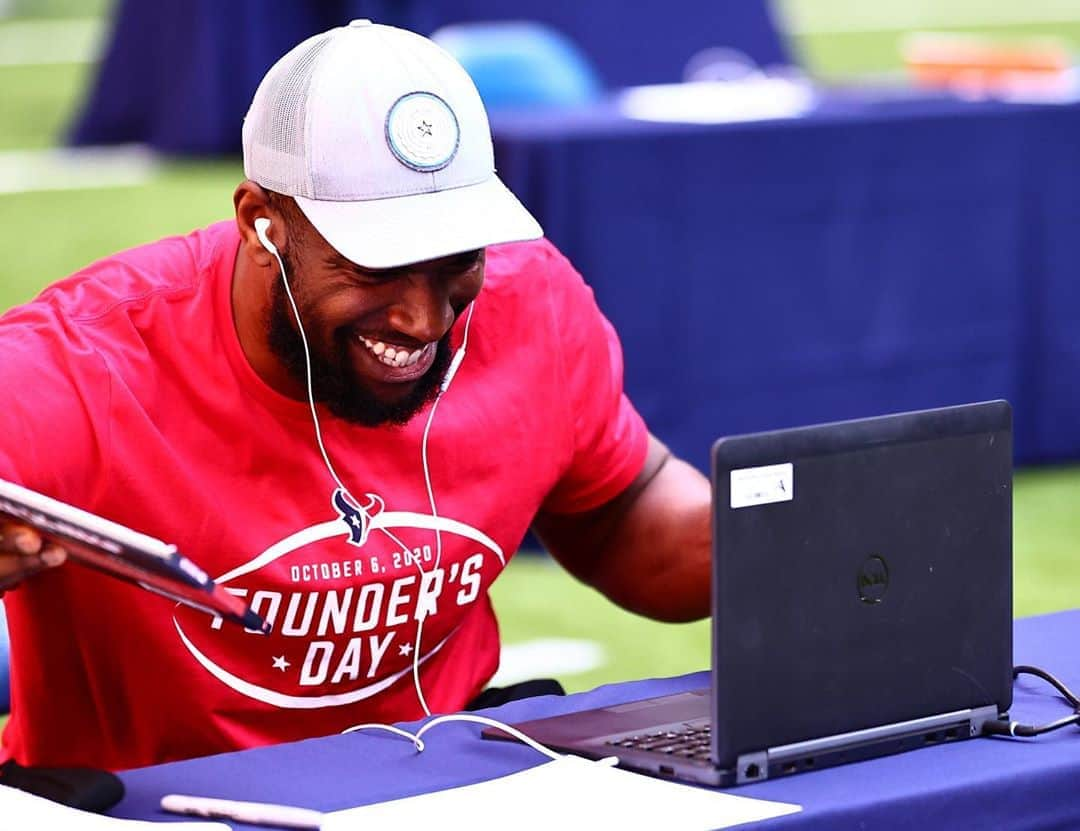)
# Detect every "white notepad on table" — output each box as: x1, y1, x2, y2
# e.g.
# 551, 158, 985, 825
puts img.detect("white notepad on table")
323, 756, 801, 831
